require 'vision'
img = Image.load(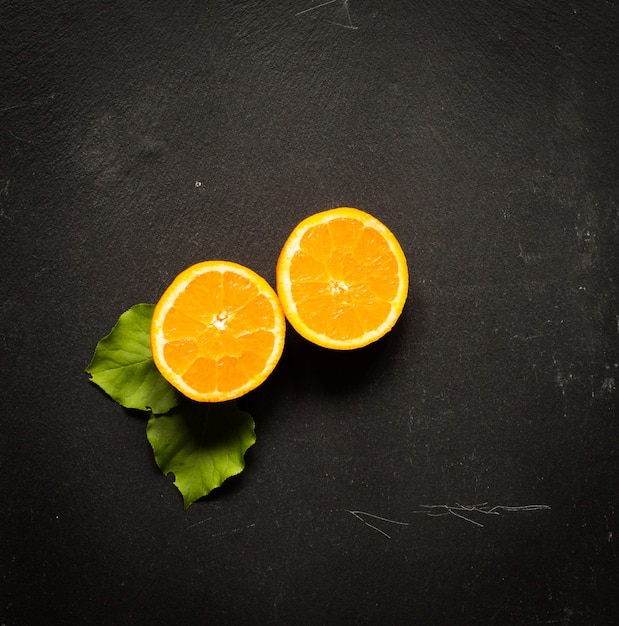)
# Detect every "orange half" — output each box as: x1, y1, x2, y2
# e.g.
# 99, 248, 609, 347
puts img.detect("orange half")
151, 261, 285, 402
276, 207, 408, 350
